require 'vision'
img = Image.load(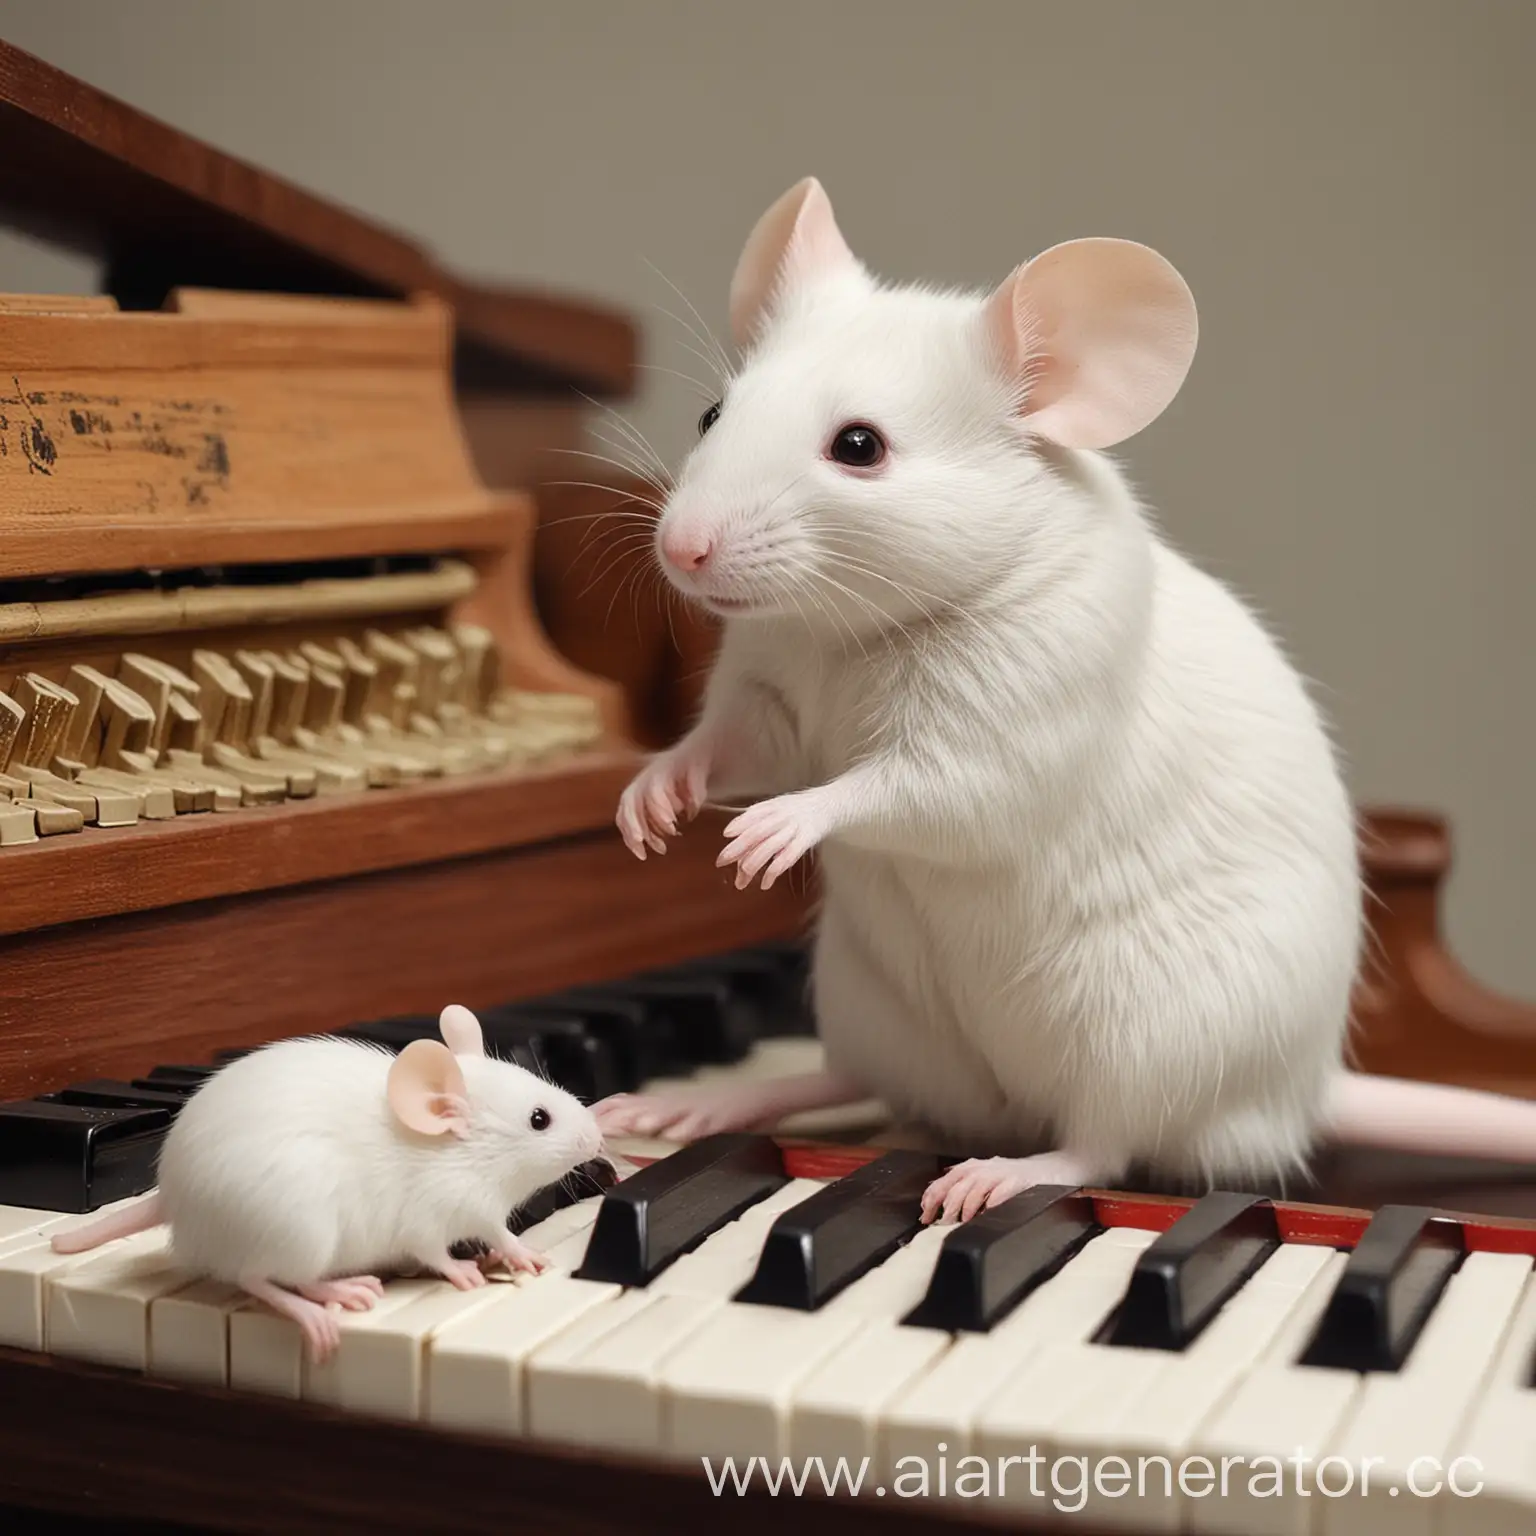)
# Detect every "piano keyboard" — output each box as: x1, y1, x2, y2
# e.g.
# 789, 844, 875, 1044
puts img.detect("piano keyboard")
0, 557, 604, 849
2, 1144, 1534, 1532
2, 947, 1534, 1533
